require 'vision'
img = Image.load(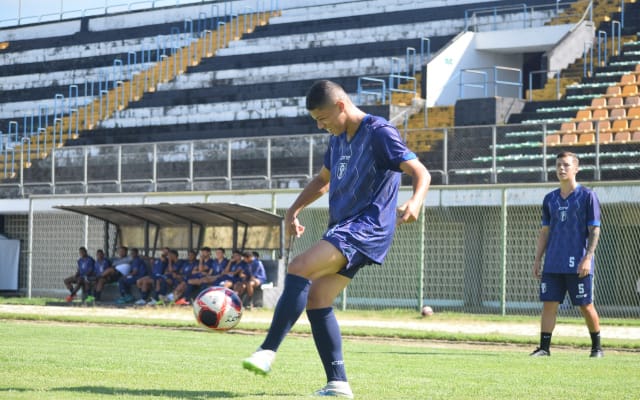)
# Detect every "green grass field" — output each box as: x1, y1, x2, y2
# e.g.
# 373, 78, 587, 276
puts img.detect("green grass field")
1, 317, 639, 400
